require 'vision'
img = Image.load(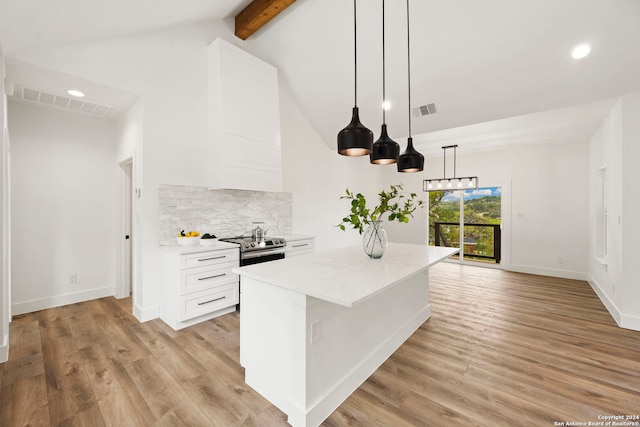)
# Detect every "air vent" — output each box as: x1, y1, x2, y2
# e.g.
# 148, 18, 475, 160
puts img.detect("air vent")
9, 83, 113, 118
413, 102, 438, 117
